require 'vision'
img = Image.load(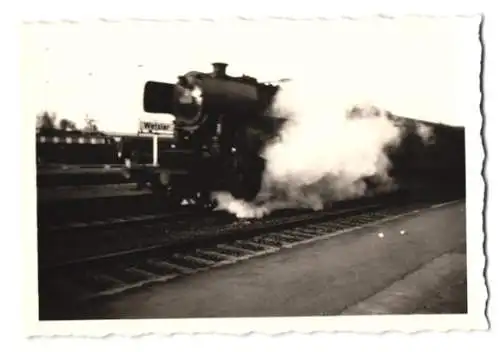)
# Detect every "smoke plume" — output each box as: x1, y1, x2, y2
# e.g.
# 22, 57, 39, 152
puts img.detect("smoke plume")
213, 79, 432, 219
